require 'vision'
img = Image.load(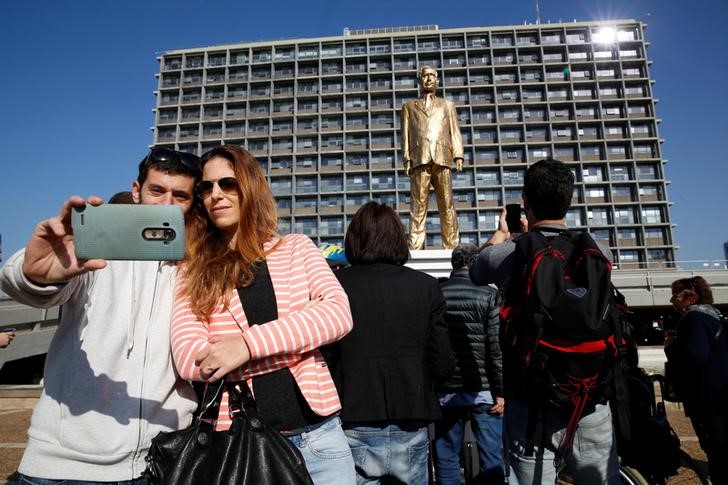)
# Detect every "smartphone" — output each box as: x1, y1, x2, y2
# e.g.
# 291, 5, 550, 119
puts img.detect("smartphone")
505, 204, 522, 233
72, 204, 185, 261
2, 328, 16, 333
